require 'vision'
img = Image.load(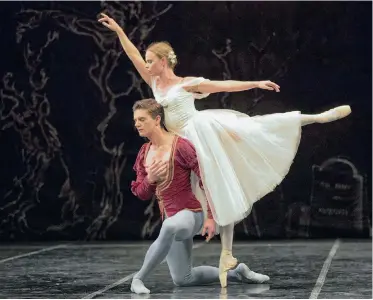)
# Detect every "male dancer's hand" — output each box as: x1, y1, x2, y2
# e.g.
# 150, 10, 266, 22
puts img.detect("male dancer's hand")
202, 219, 216, 242
146, 160, 168, 183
